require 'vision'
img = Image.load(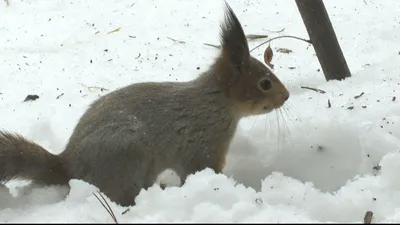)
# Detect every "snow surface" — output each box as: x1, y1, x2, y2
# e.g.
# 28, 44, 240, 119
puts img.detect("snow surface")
0, 0, 400, 222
